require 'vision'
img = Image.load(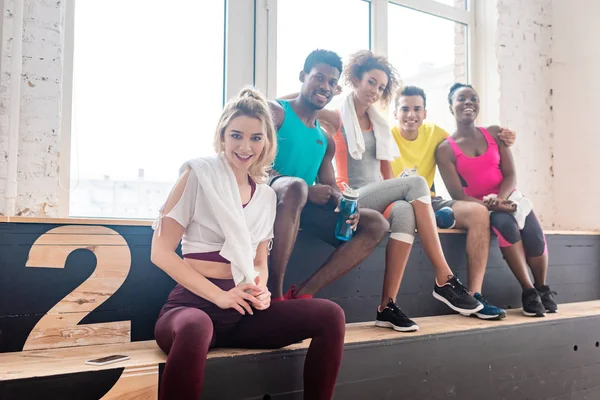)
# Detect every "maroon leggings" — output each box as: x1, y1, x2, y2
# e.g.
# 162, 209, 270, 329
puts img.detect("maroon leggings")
154, 279, 346, 400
